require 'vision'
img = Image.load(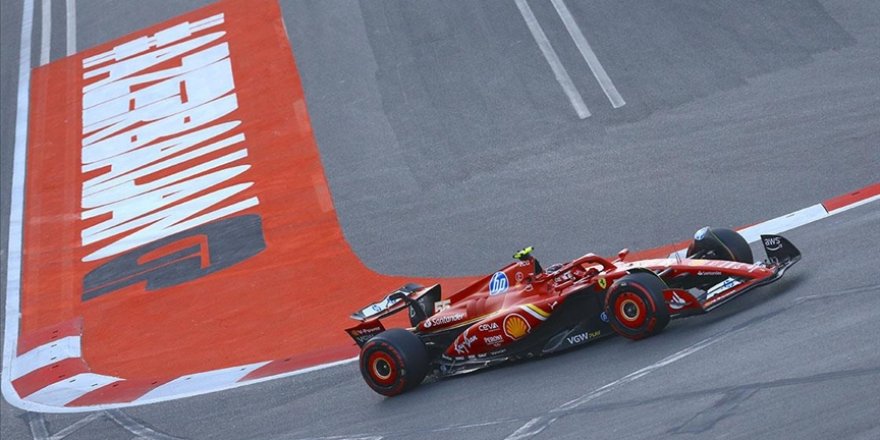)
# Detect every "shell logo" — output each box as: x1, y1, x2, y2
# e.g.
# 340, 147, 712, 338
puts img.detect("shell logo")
503, 313, 531, 340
